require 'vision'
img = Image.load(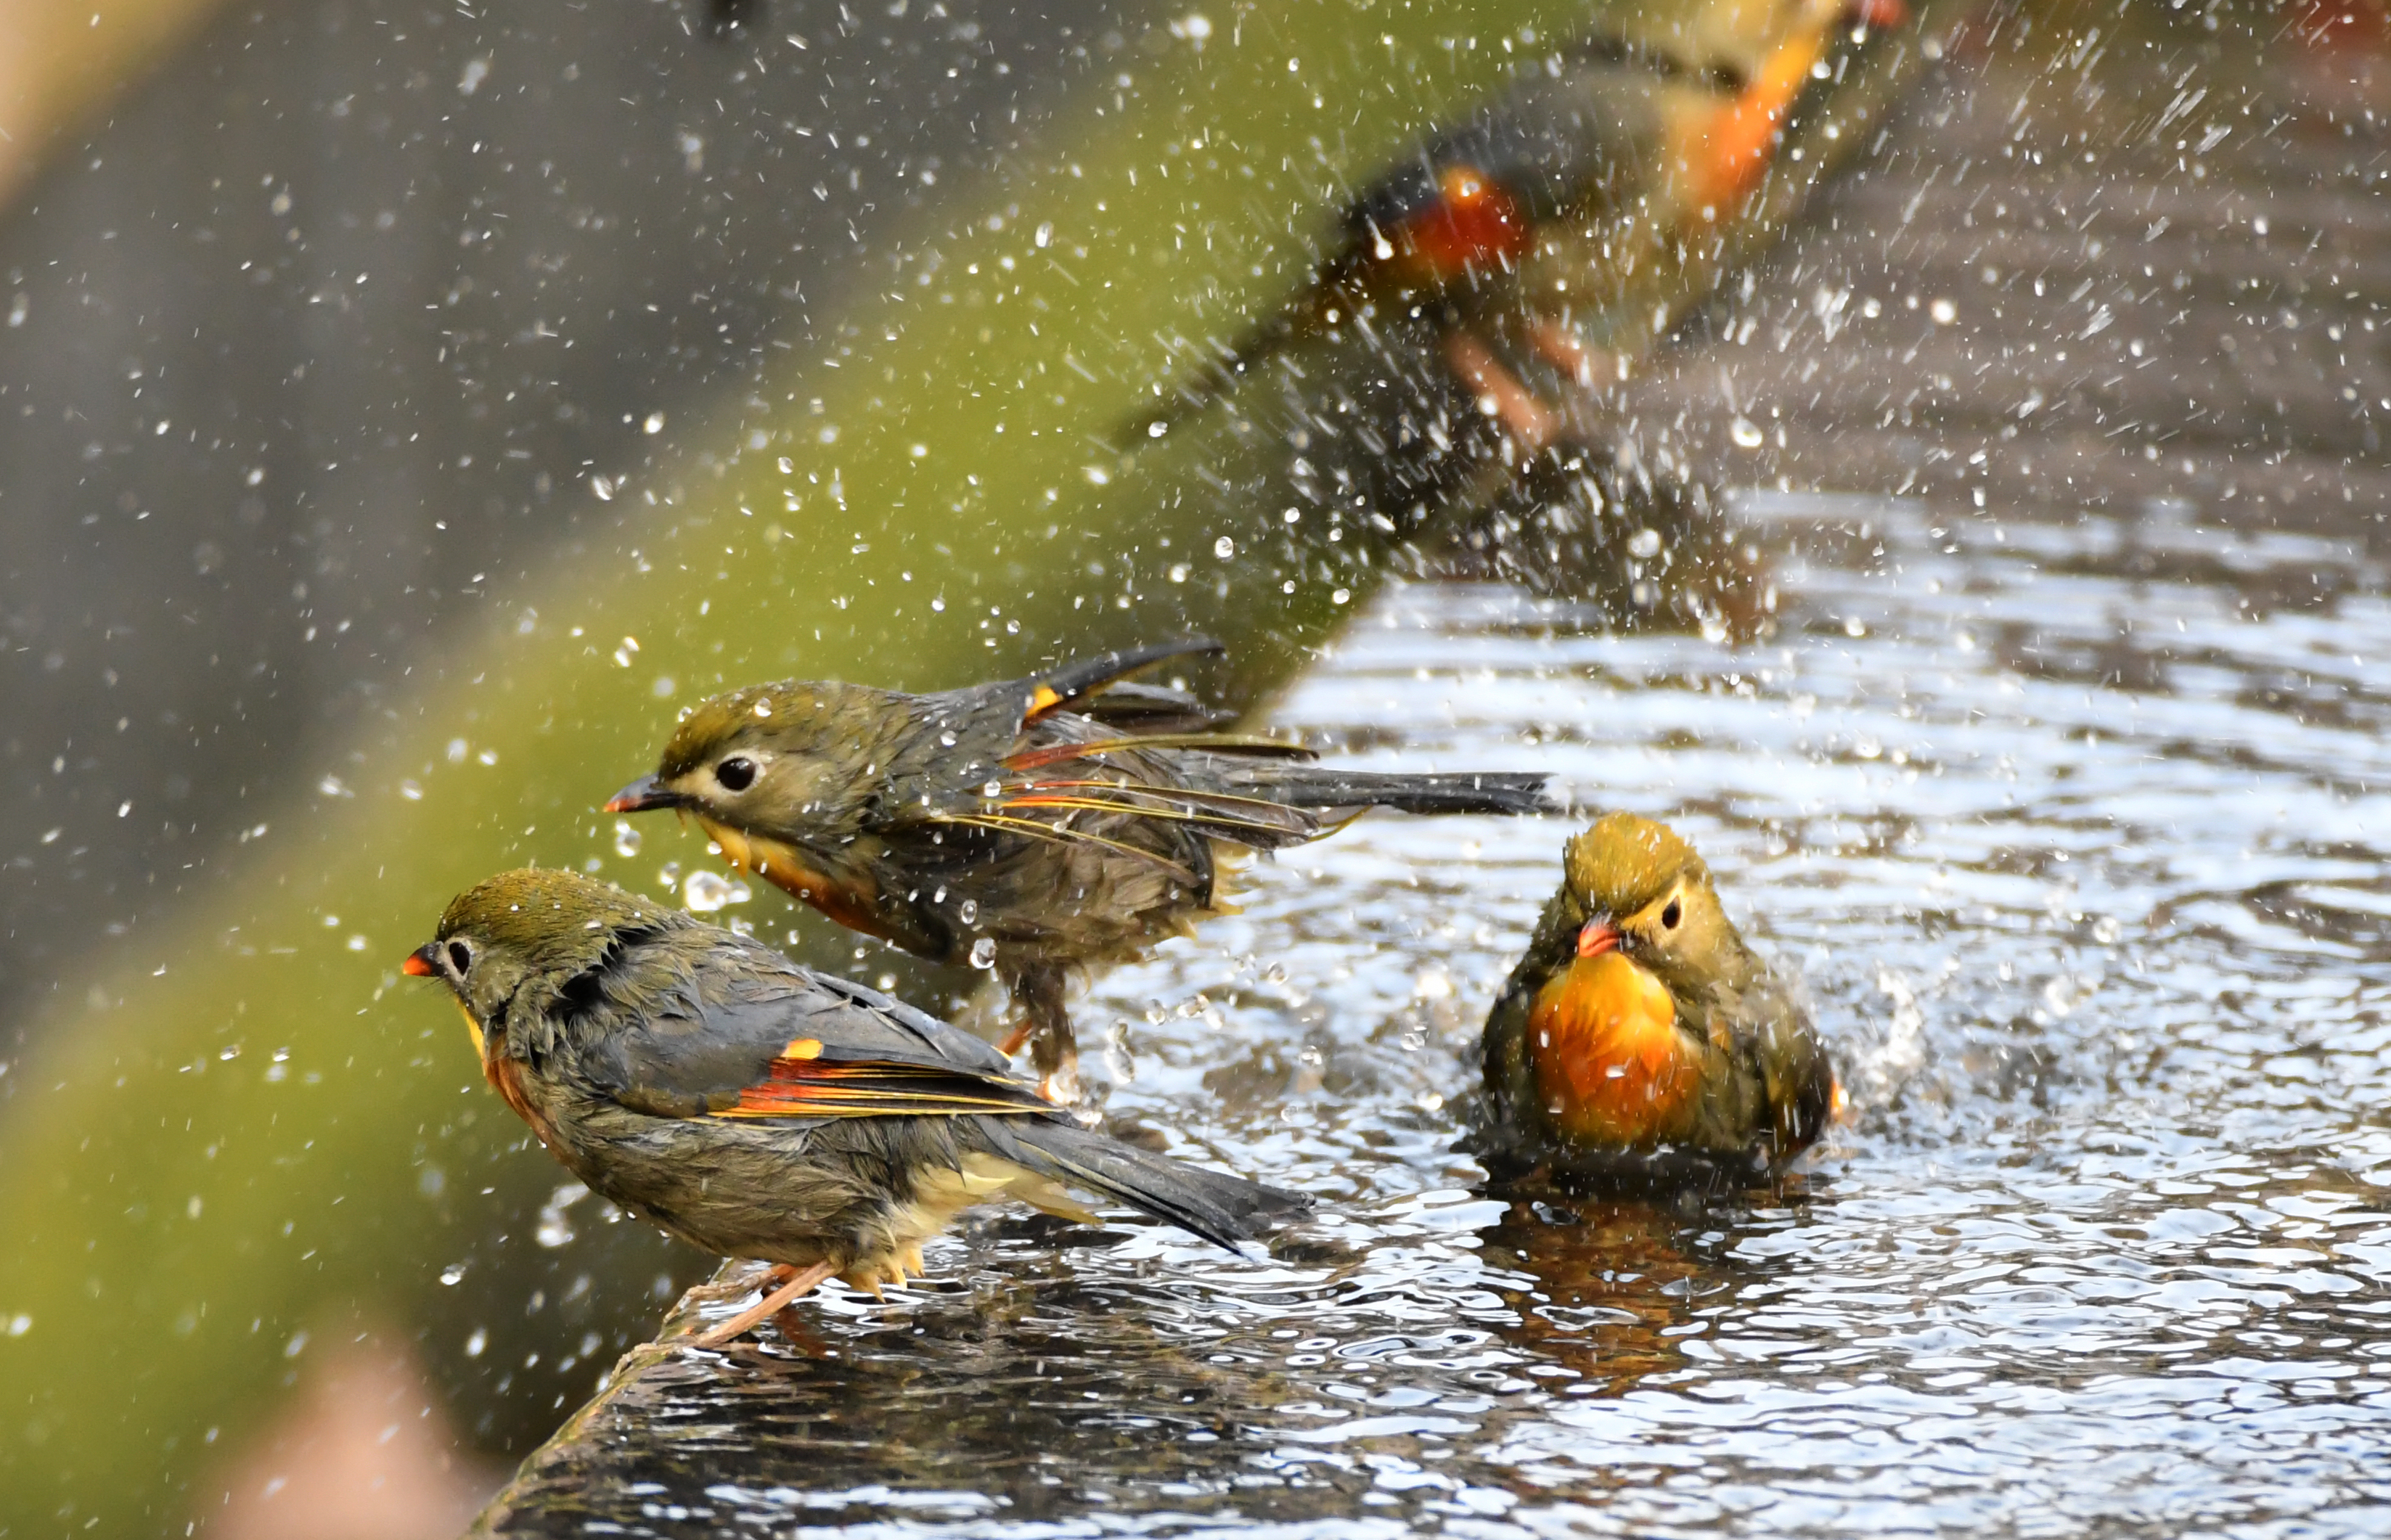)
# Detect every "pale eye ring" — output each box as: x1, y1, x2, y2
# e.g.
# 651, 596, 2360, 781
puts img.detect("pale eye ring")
715, 756, 758, 792
446, 939, 474, 974
1660, 898, 1683, 930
